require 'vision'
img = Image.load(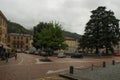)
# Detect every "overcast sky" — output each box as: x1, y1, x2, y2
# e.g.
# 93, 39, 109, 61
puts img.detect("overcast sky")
0, 0, 120, 34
